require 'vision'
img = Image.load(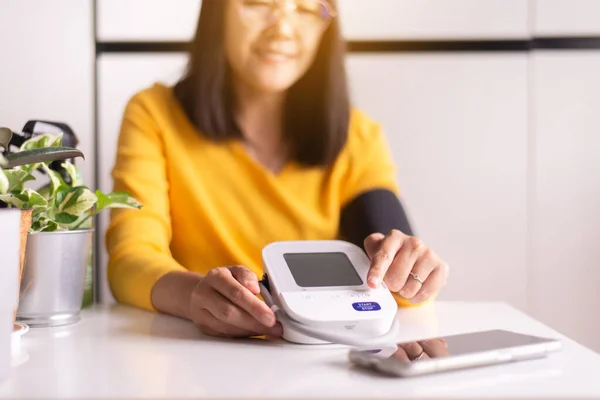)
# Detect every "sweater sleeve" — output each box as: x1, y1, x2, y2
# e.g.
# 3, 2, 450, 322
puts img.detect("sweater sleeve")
105, 91, 186, 311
